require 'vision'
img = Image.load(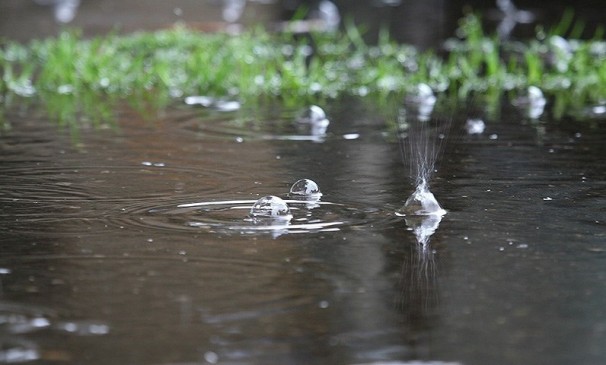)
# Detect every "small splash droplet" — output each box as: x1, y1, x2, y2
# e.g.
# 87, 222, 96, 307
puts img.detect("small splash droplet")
289, 179, 322, 198
204, 351, 219, 364
465, 118, 485, 135
250, 196, 292, 219
184, 95, 213, 107
397, 185, 445, 216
